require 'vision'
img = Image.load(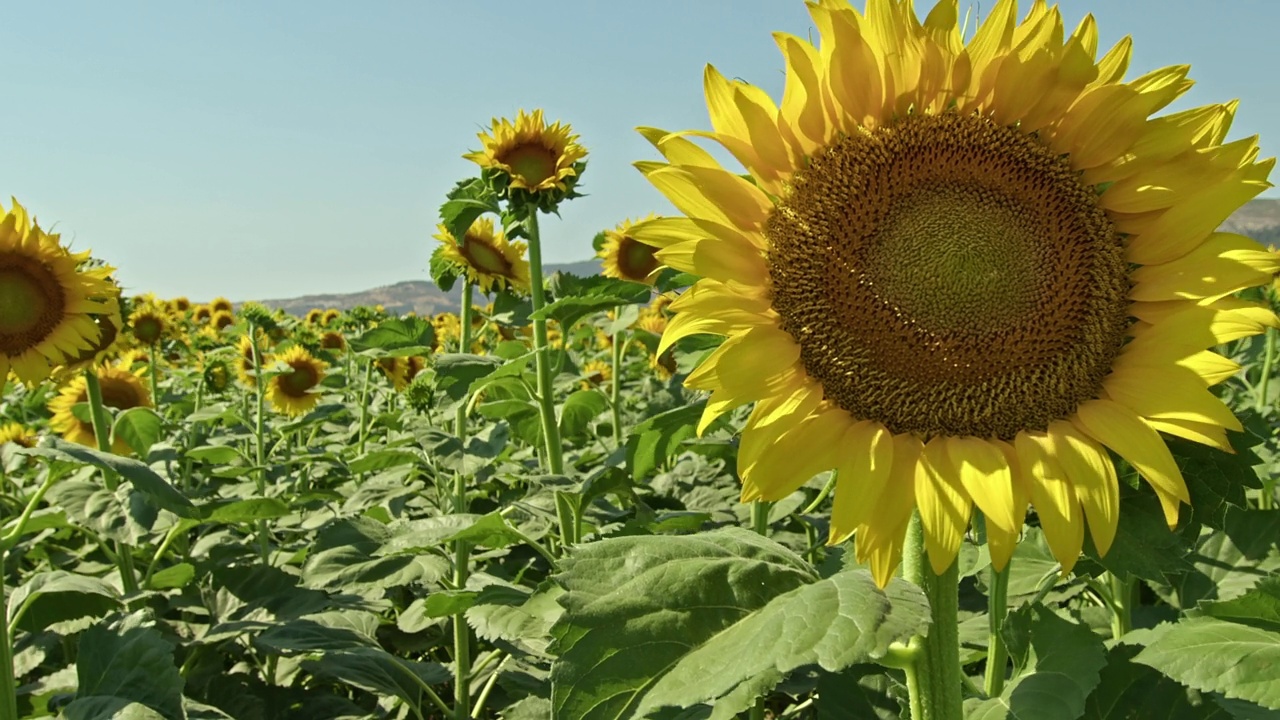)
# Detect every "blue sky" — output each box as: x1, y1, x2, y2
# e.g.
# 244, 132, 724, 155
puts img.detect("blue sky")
4, 1, 1277, 301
